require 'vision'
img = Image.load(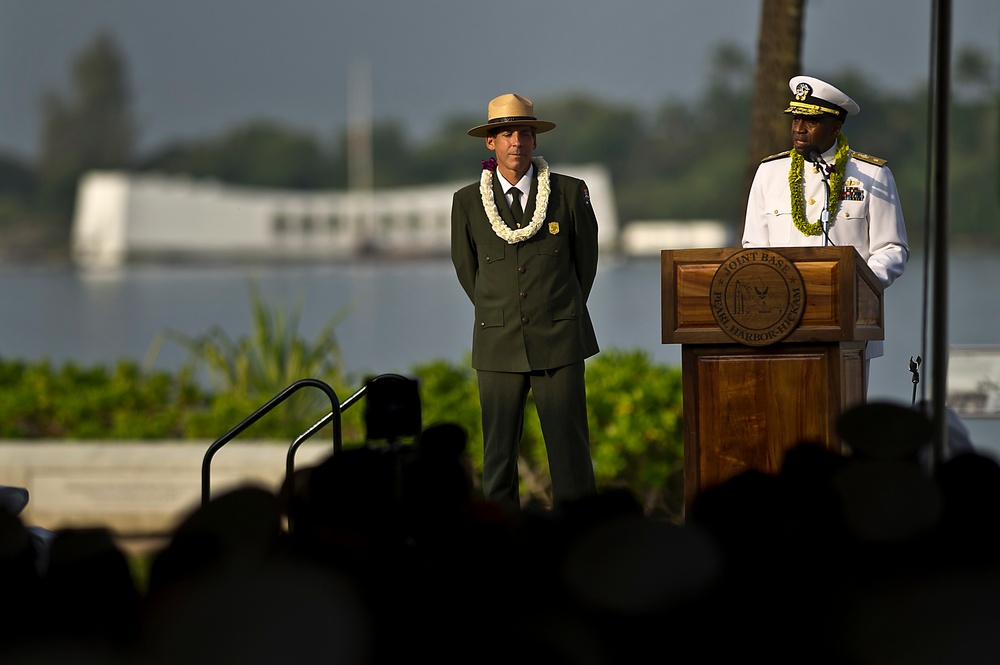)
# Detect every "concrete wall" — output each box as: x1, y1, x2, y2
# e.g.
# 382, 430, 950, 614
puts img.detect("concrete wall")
0, 441, 336, 537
